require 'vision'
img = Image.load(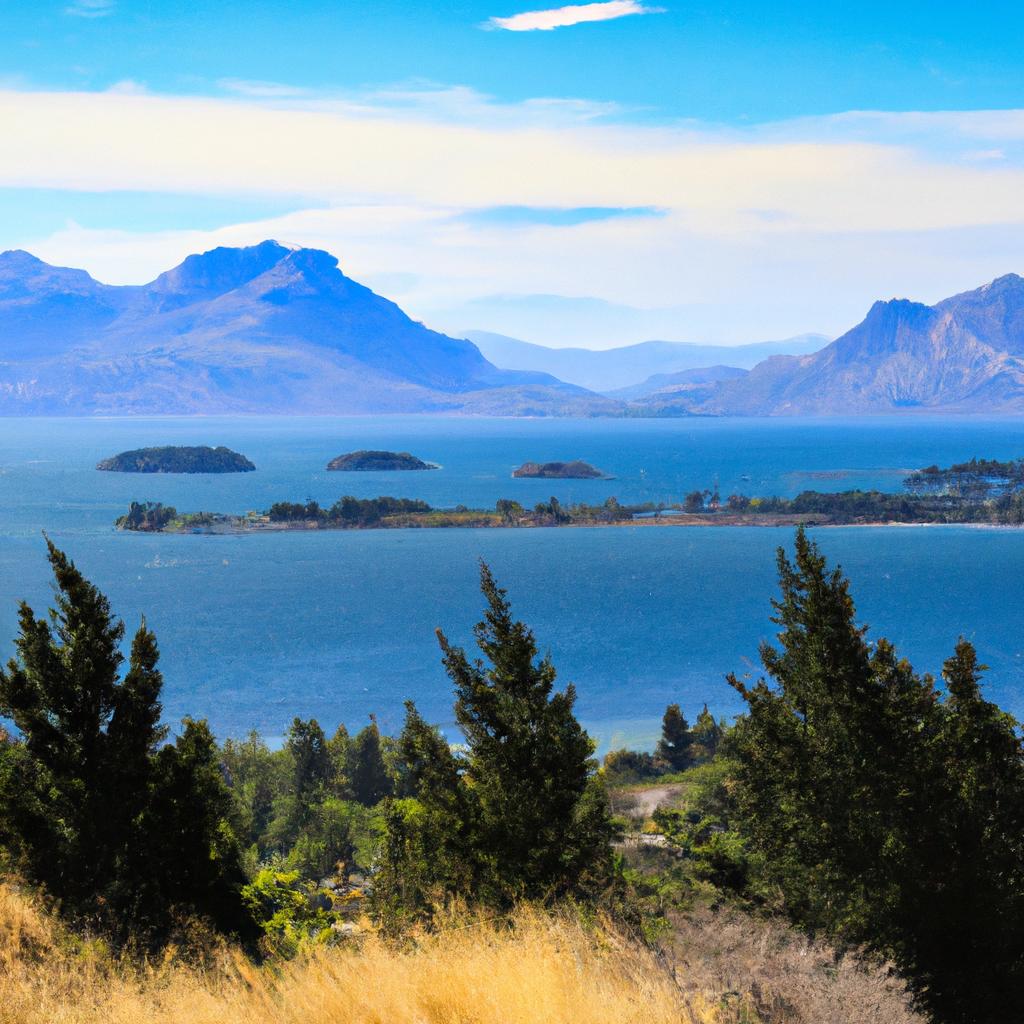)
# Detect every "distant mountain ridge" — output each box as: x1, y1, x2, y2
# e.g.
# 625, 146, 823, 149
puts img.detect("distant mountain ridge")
465, 330, 829, 392
0, 241, 619, 416
692, 273, 1024, 415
